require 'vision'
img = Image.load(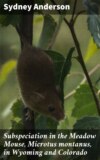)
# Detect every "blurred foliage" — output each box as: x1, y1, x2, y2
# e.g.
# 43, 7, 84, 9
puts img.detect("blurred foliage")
47, 48, 75, 103
84, 0, 100, 47
72, 84, 98, 118
38, 14, 57, 49
35, 114, 58, 129
74, 116, 100, 129
84, 37, 99, 62
0, 60, 16, 87
72, 116, 100, 160
46, 50, 65, 84
11, 99, 23, 121
0, 15, 21, 27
